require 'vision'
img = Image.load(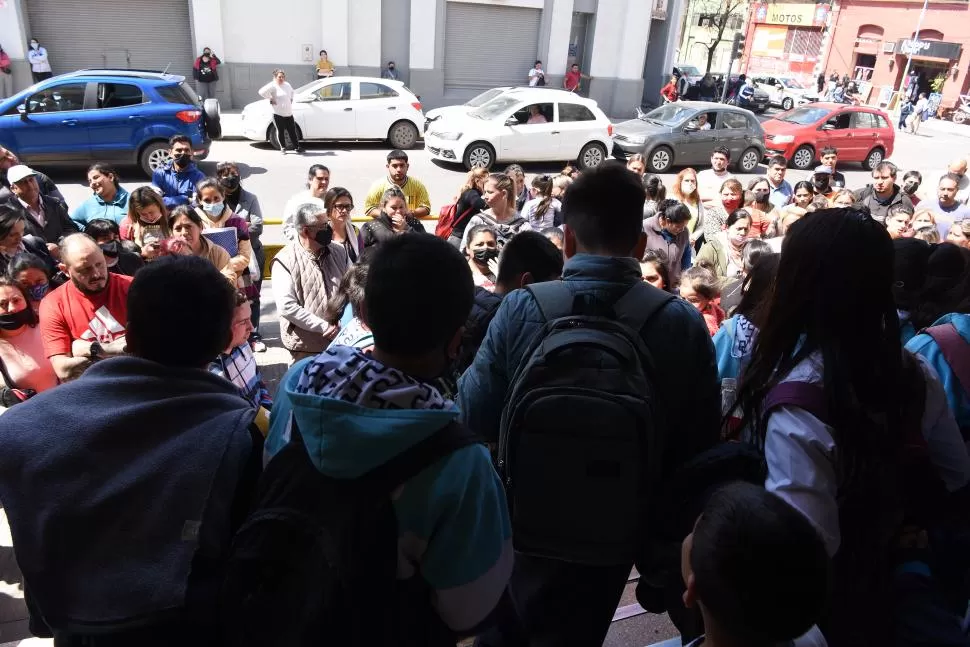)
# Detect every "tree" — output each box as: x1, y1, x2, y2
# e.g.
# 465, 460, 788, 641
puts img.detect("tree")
698, 0, 747, 74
